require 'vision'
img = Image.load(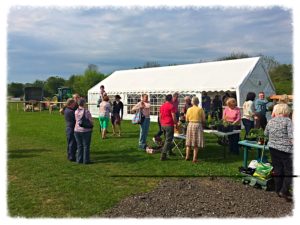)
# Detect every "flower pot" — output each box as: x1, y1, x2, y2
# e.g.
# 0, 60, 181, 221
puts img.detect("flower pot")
257, 137, 265, 145
217, 124, 224, 132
